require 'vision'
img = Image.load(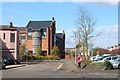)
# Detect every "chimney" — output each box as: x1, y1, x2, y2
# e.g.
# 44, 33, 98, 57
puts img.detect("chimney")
63, 30, 65, 34
52, 17, 54, 21
9, 22, 13, 28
